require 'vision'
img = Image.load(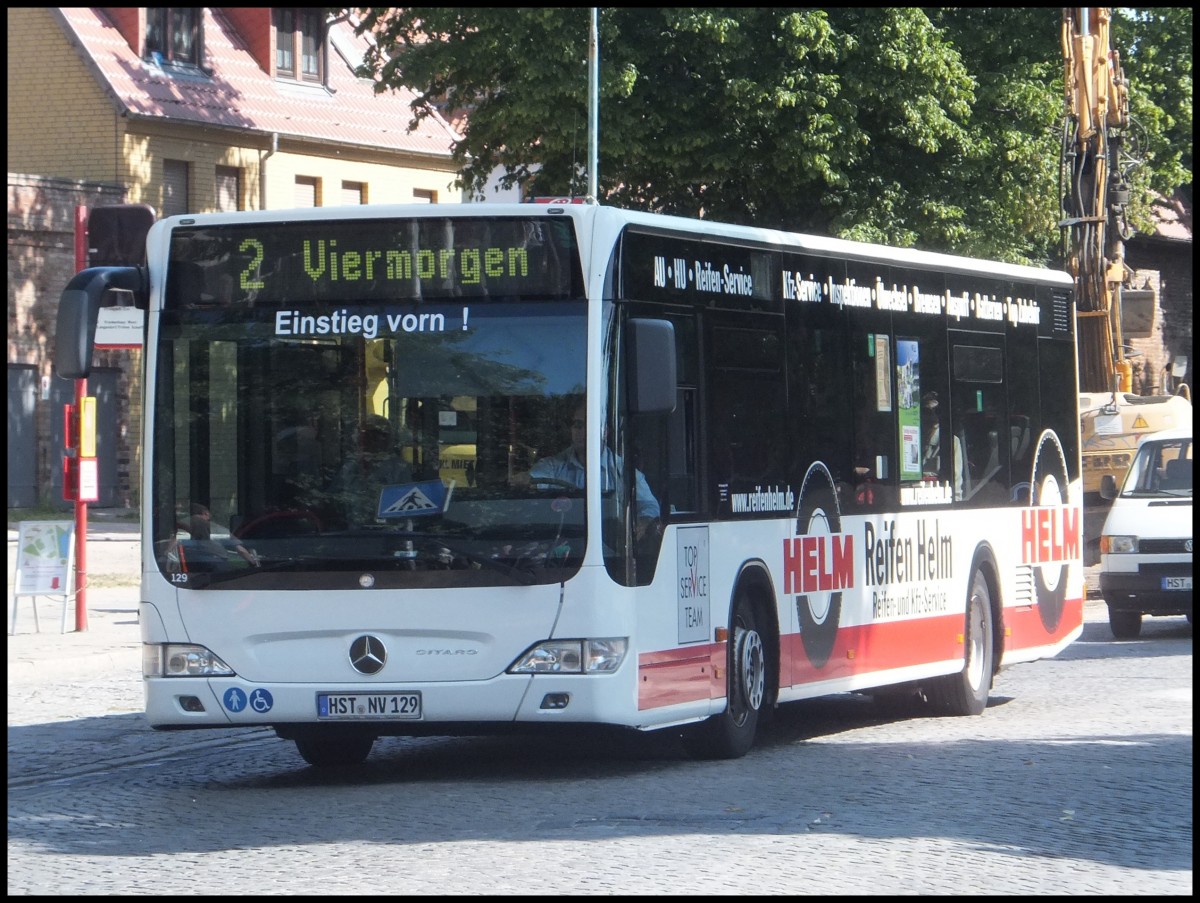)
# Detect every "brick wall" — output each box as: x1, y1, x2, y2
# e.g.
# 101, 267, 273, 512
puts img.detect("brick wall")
1127, 235, 1194, 396
7, 173, 142, 507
